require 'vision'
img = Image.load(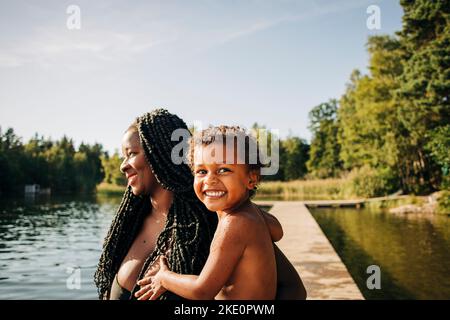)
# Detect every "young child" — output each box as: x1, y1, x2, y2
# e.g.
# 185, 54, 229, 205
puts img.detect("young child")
134, 126, 283, 300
